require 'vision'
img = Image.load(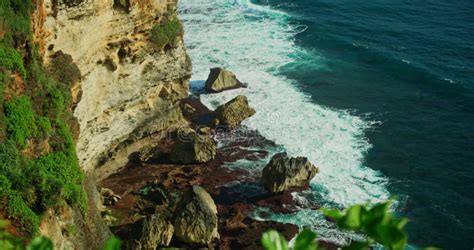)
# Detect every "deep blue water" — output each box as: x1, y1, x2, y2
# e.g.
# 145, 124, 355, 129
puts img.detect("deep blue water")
252, 0, 474, 248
